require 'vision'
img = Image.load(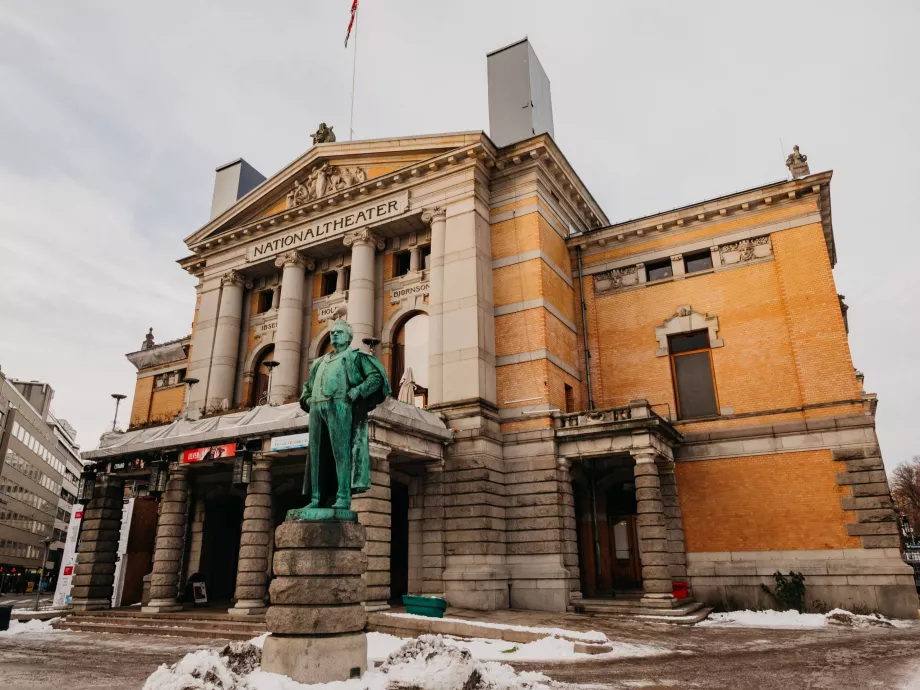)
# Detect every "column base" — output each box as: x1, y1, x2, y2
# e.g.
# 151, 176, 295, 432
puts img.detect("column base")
142, 599, 183, 613
229, 603, 268, 616
262, 632, 367, 684
71, 598, 112, 612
